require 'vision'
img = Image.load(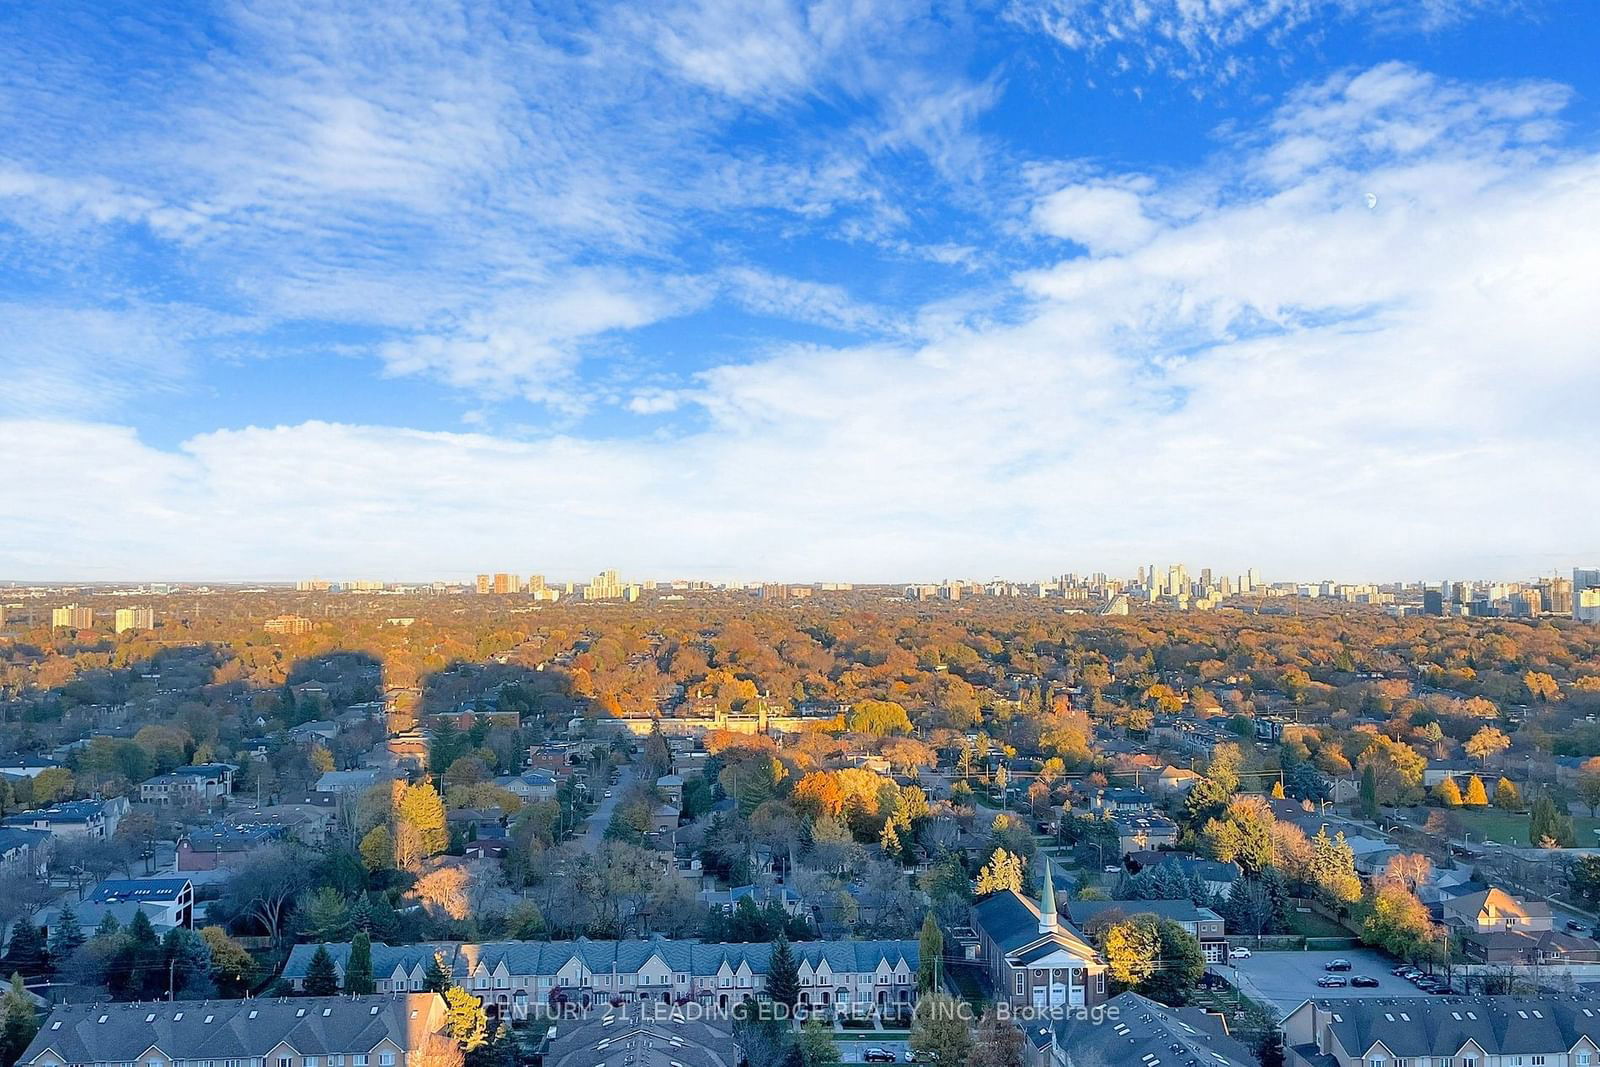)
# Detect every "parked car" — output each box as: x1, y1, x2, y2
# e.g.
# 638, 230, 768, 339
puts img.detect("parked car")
1104, 865, 1121, 873
903, 1052, 934, 1064
1317, 975, 1349, 988
1229, 947, 1252, 960
1568, 919, 1587, 932
1392, 965, 1421, 978
1351, 975, 1380, 987
864, 1050, 897, 1063
1324, 959, 1352, 971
